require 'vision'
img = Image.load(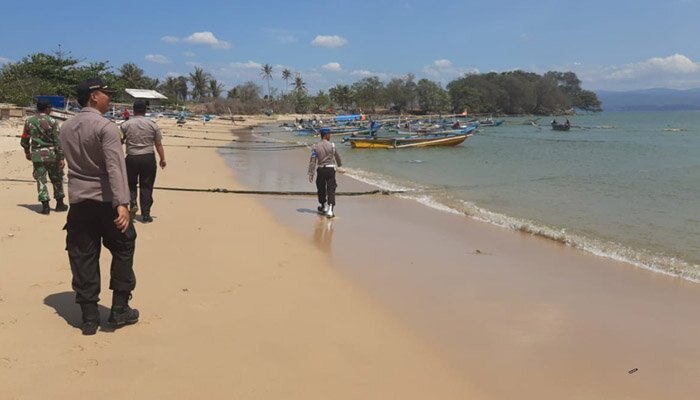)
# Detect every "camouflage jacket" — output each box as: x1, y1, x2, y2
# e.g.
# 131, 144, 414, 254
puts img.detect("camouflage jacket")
20, 113, 63, 162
